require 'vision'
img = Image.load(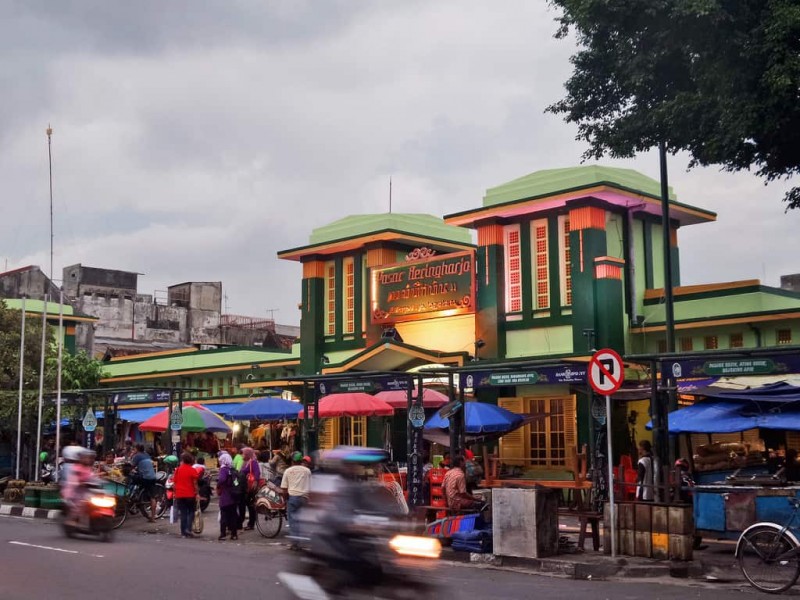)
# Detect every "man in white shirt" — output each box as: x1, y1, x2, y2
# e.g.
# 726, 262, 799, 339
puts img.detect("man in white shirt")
281, 452, 311, 549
